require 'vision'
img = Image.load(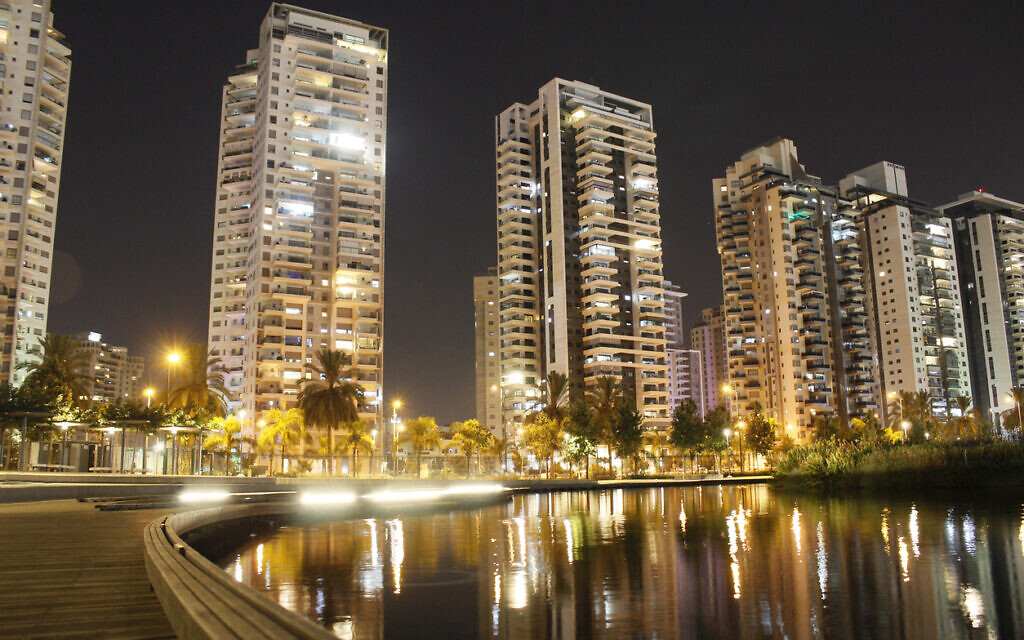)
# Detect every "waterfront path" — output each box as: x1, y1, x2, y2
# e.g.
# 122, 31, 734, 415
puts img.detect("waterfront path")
0, 499, 177, 639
